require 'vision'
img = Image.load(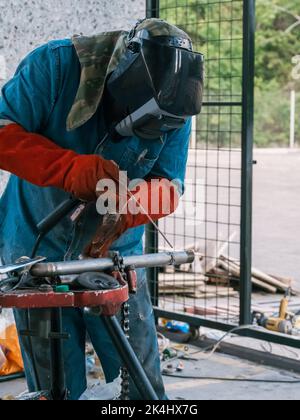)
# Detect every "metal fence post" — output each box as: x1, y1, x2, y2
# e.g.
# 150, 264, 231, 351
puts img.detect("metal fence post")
145, 0, 160, 306
146, 0, 159, 18
240, 0, 255, 325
